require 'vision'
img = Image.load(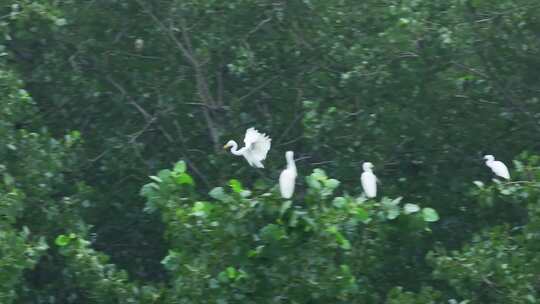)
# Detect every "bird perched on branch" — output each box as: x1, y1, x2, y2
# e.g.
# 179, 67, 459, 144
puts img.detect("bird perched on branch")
279, 151, 297, 199
484, 155, 510, 180
361, 162, 377, 198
